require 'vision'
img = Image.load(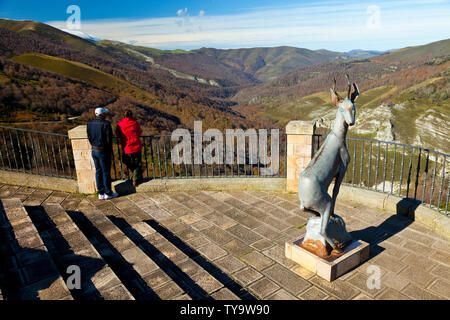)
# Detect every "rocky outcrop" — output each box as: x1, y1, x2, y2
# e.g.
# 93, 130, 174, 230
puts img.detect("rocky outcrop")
125, 48, 220, 87
353, 104, 395, 141
414, 109, 450, 154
